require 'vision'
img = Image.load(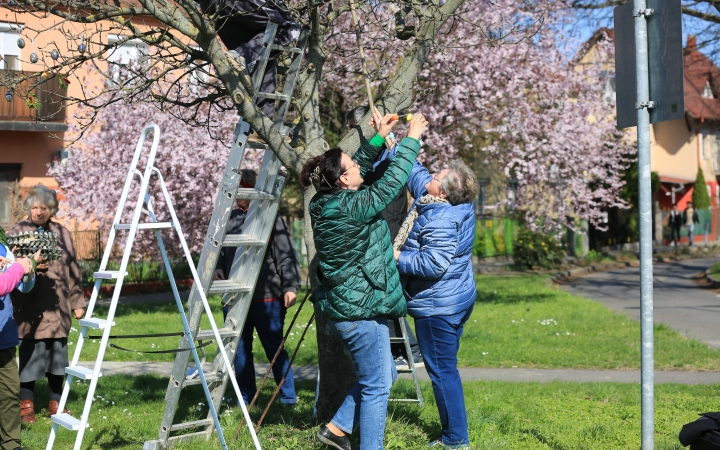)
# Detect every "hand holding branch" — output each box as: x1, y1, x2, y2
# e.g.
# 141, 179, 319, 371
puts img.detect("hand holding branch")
369, 110, 399, 138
